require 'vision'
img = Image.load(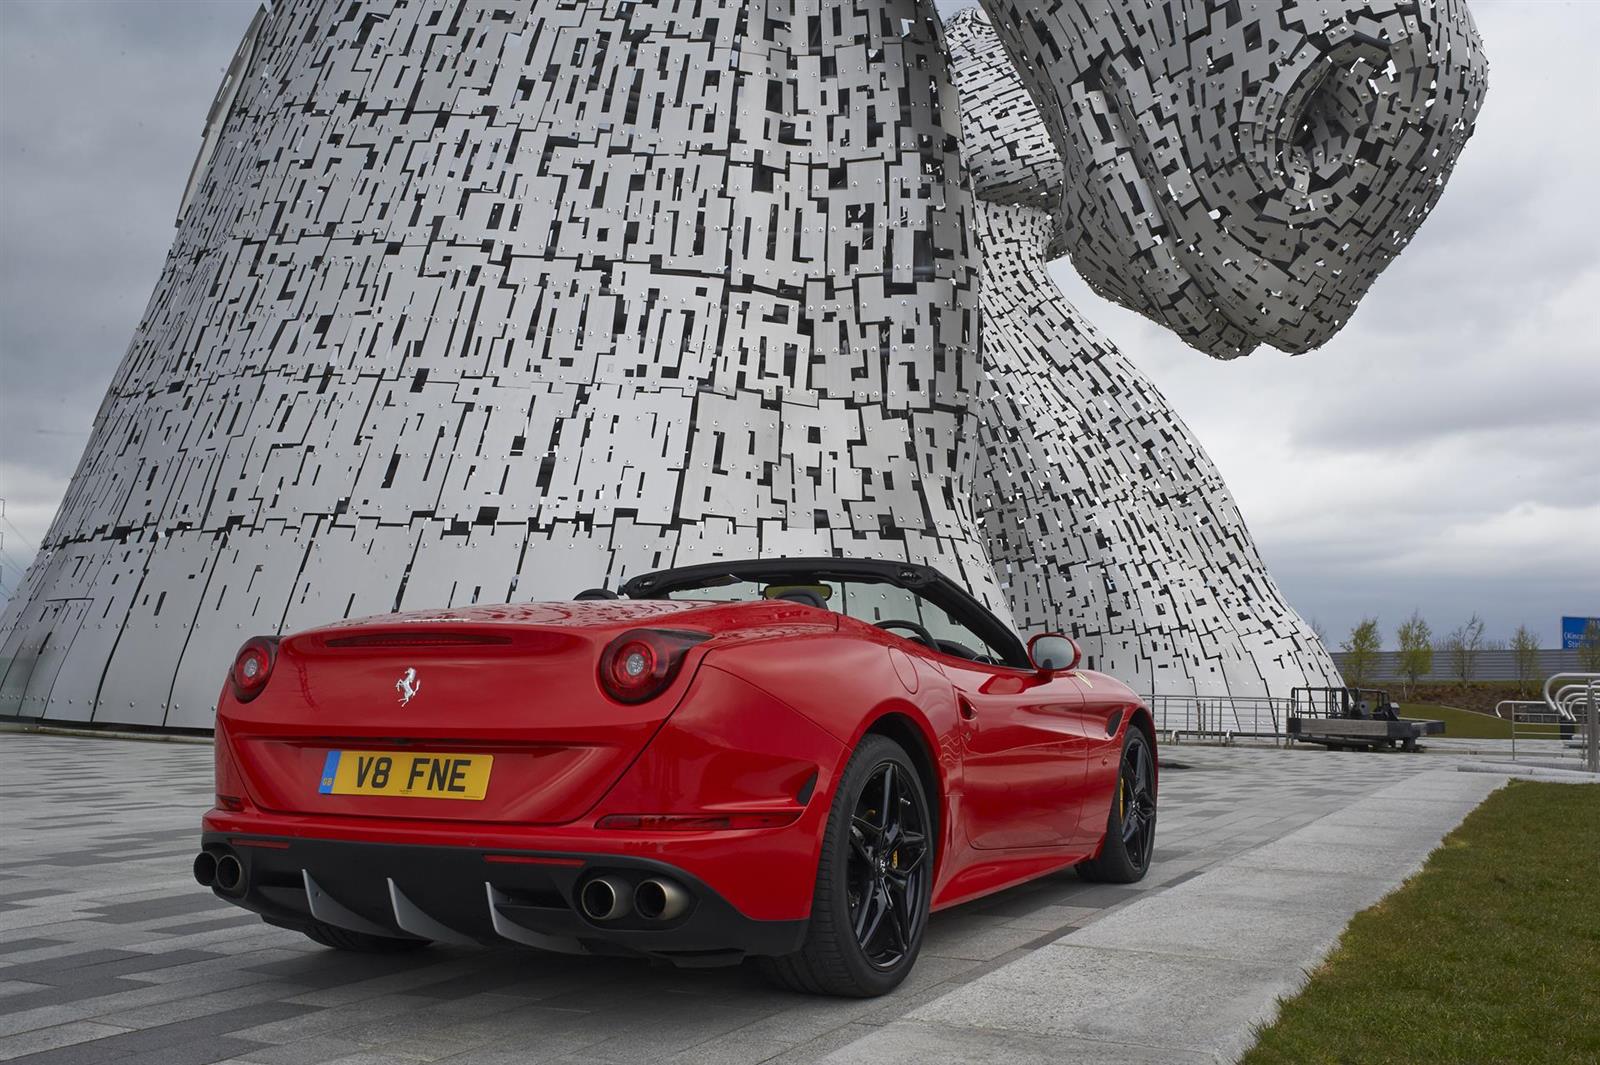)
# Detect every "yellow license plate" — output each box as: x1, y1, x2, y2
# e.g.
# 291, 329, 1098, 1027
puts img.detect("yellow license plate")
318, 750, 492, 800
